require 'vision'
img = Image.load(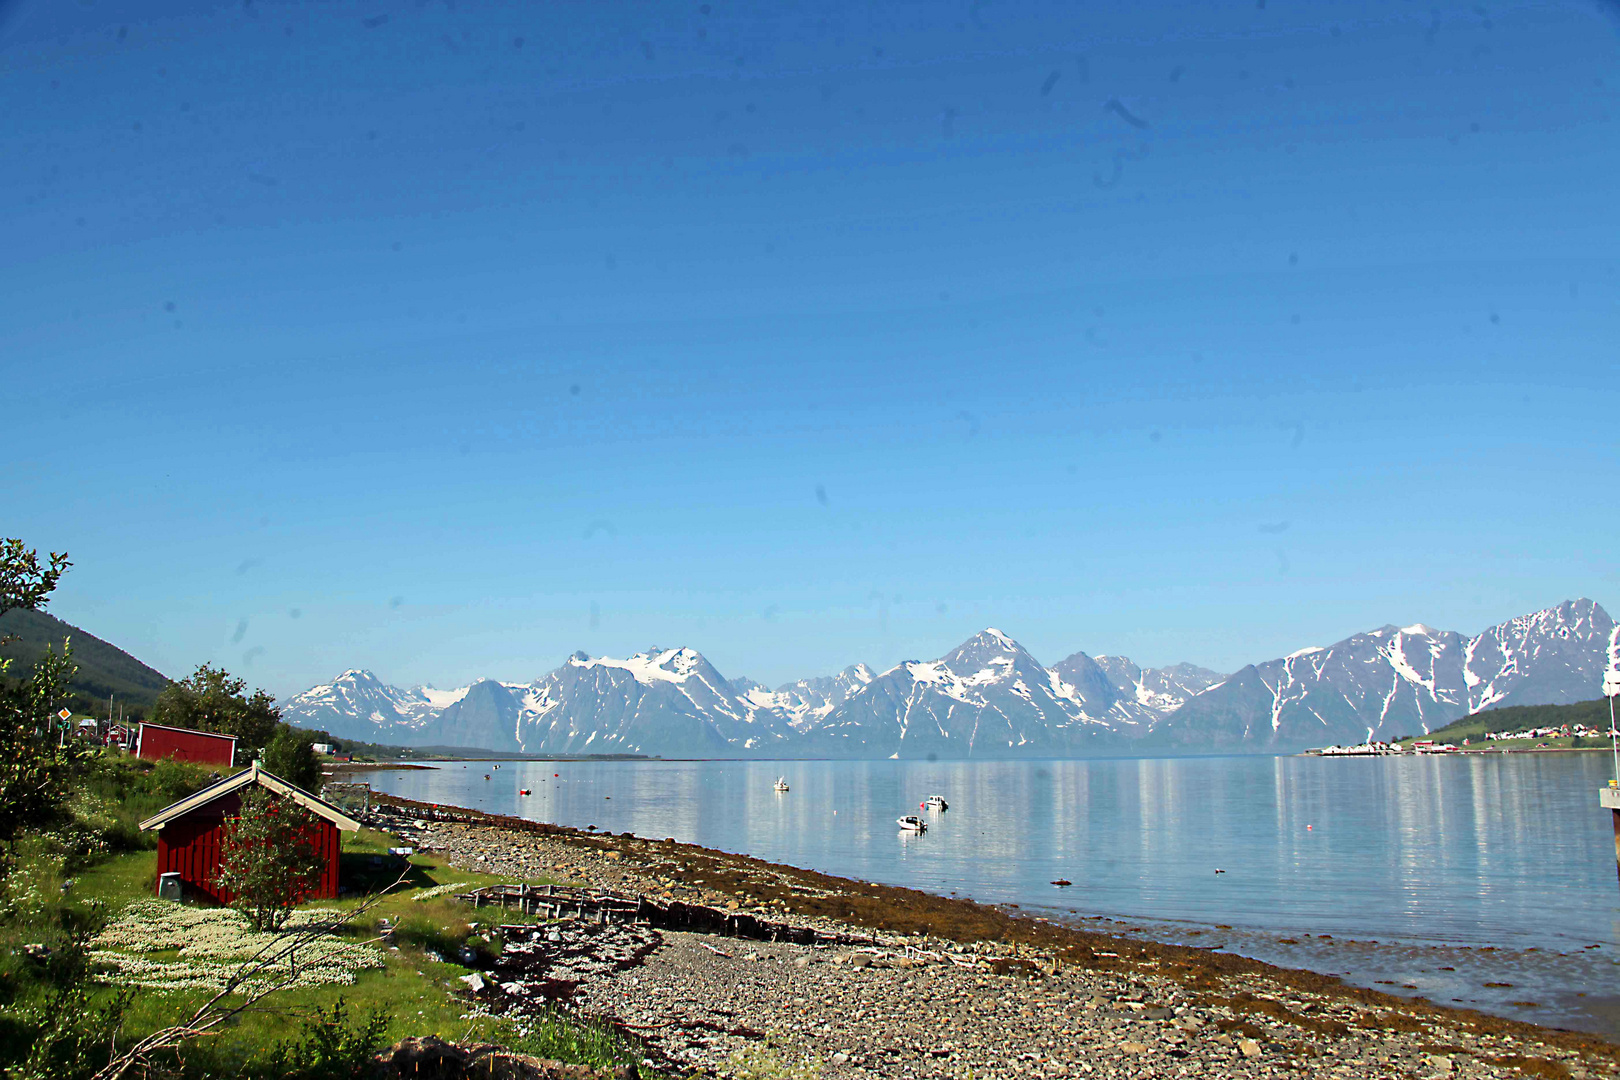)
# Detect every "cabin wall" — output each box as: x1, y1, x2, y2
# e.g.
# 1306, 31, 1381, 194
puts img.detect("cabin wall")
155, 792, 341, 903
